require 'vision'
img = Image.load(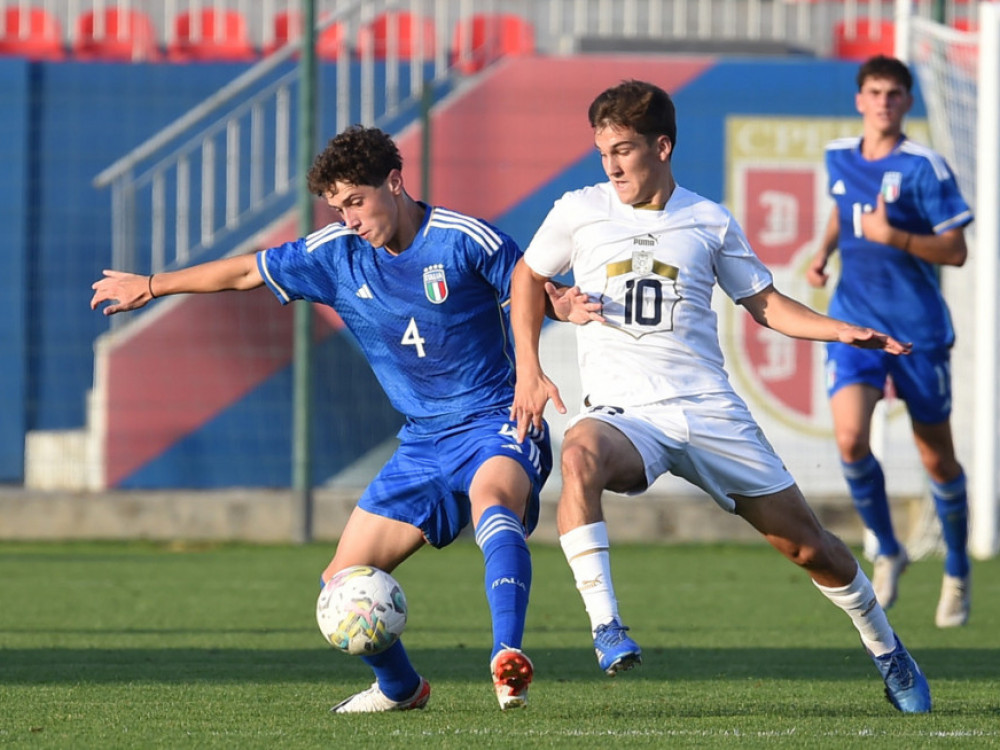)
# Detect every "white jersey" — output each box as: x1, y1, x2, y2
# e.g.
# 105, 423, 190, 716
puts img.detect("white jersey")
524, 183, 773, 408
